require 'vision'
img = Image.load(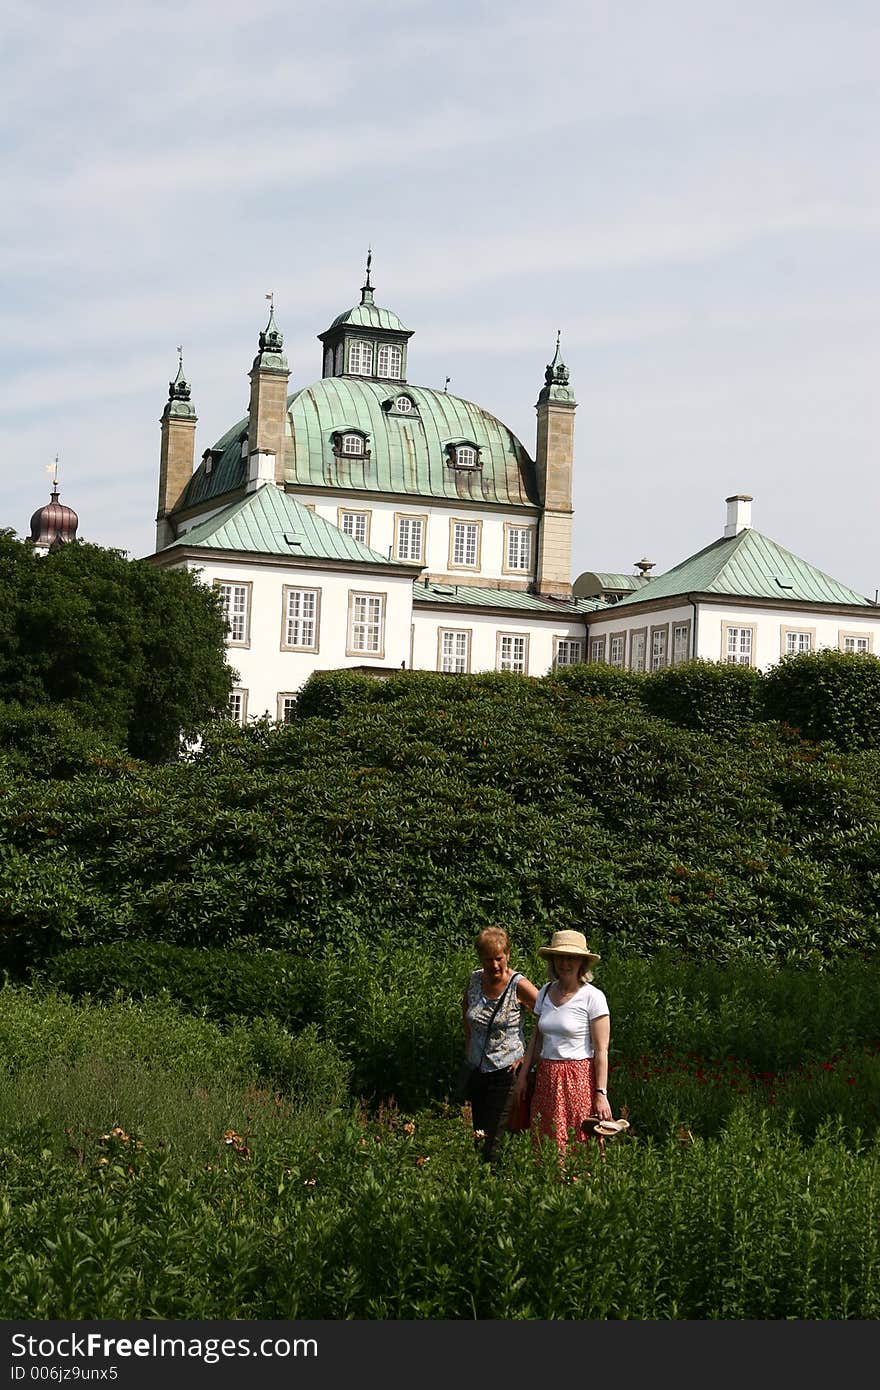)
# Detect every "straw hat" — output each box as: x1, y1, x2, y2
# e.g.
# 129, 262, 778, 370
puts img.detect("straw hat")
537, 929, 600, 964
581, 1116, 630, 1138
